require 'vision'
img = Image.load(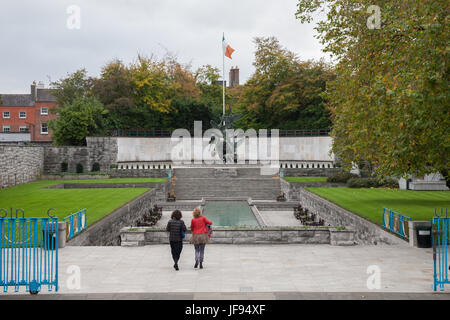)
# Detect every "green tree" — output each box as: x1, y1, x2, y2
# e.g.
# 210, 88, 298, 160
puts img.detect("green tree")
50, 69, 93, 108
92, 60, 137, 130
238, 37, 334, 130
165, 97, 214, 131
296, 0, 450, 178
49, 96, 108, 146
195, 64, 226, 121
